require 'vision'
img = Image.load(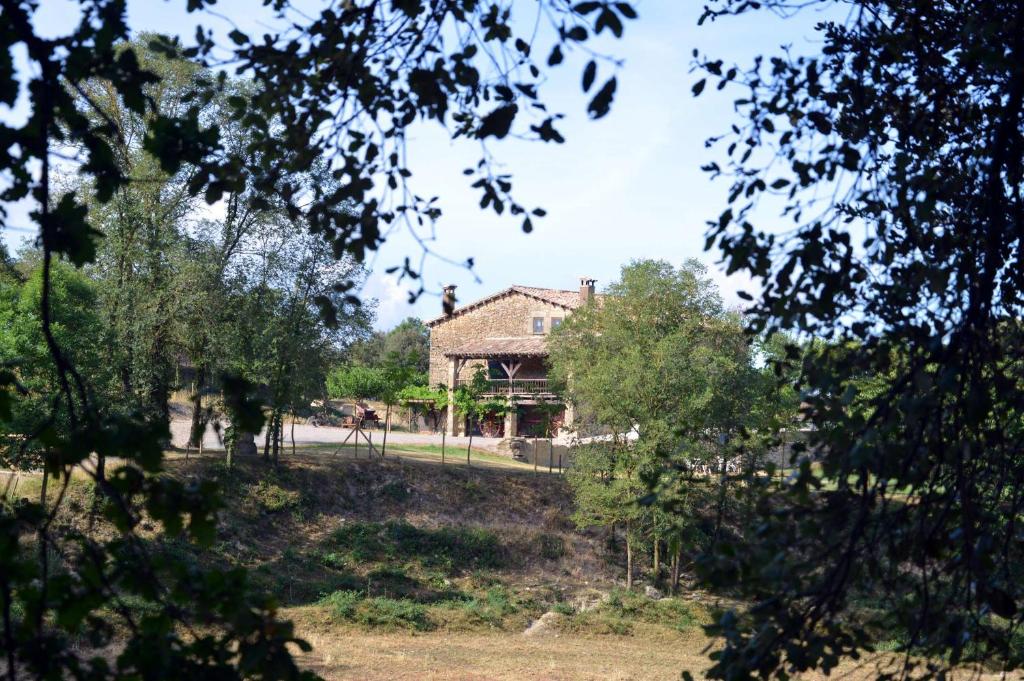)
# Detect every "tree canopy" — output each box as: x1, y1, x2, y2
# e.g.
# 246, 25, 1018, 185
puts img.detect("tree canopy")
692, 1, 1024, 677
0, 0, 633, 677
